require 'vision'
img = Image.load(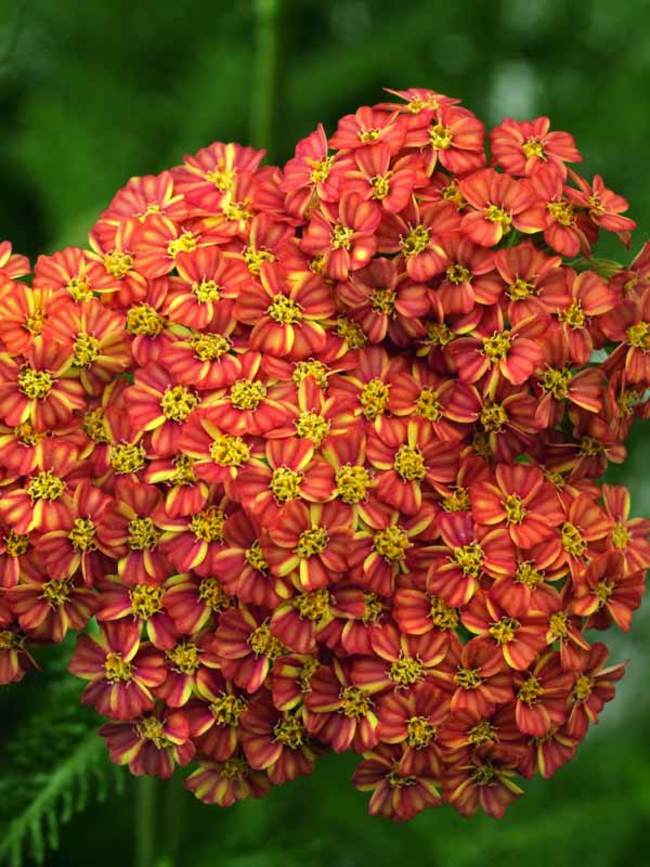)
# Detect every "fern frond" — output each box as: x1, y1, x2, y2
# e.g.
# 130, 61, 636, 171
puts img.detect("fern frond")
0, 676, 124, 867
